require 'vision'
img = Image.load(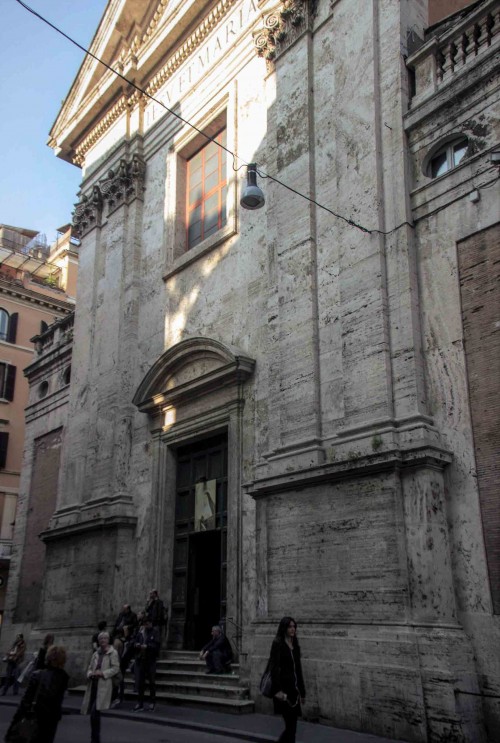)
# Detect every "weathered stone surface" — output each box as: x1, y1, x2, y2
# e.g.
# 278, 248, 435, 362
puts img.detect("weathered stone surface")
5, 1, 500, 740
